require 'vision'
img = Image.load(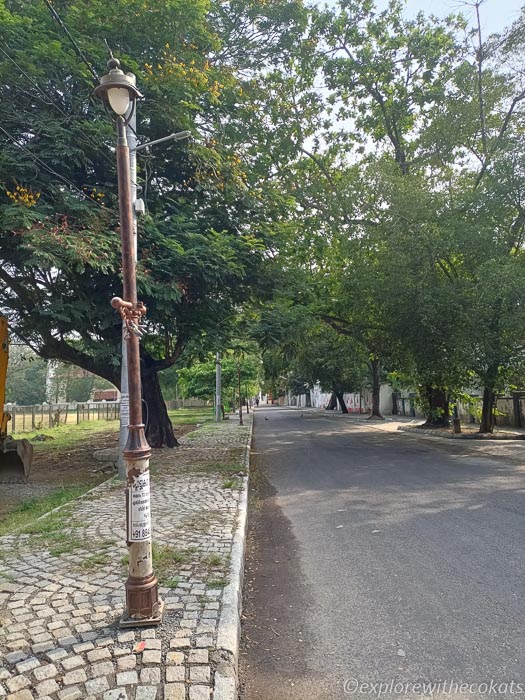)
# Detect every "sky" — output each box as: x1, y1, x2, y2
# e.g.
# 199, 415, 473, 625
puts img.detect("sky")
322, 0, 524, 34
